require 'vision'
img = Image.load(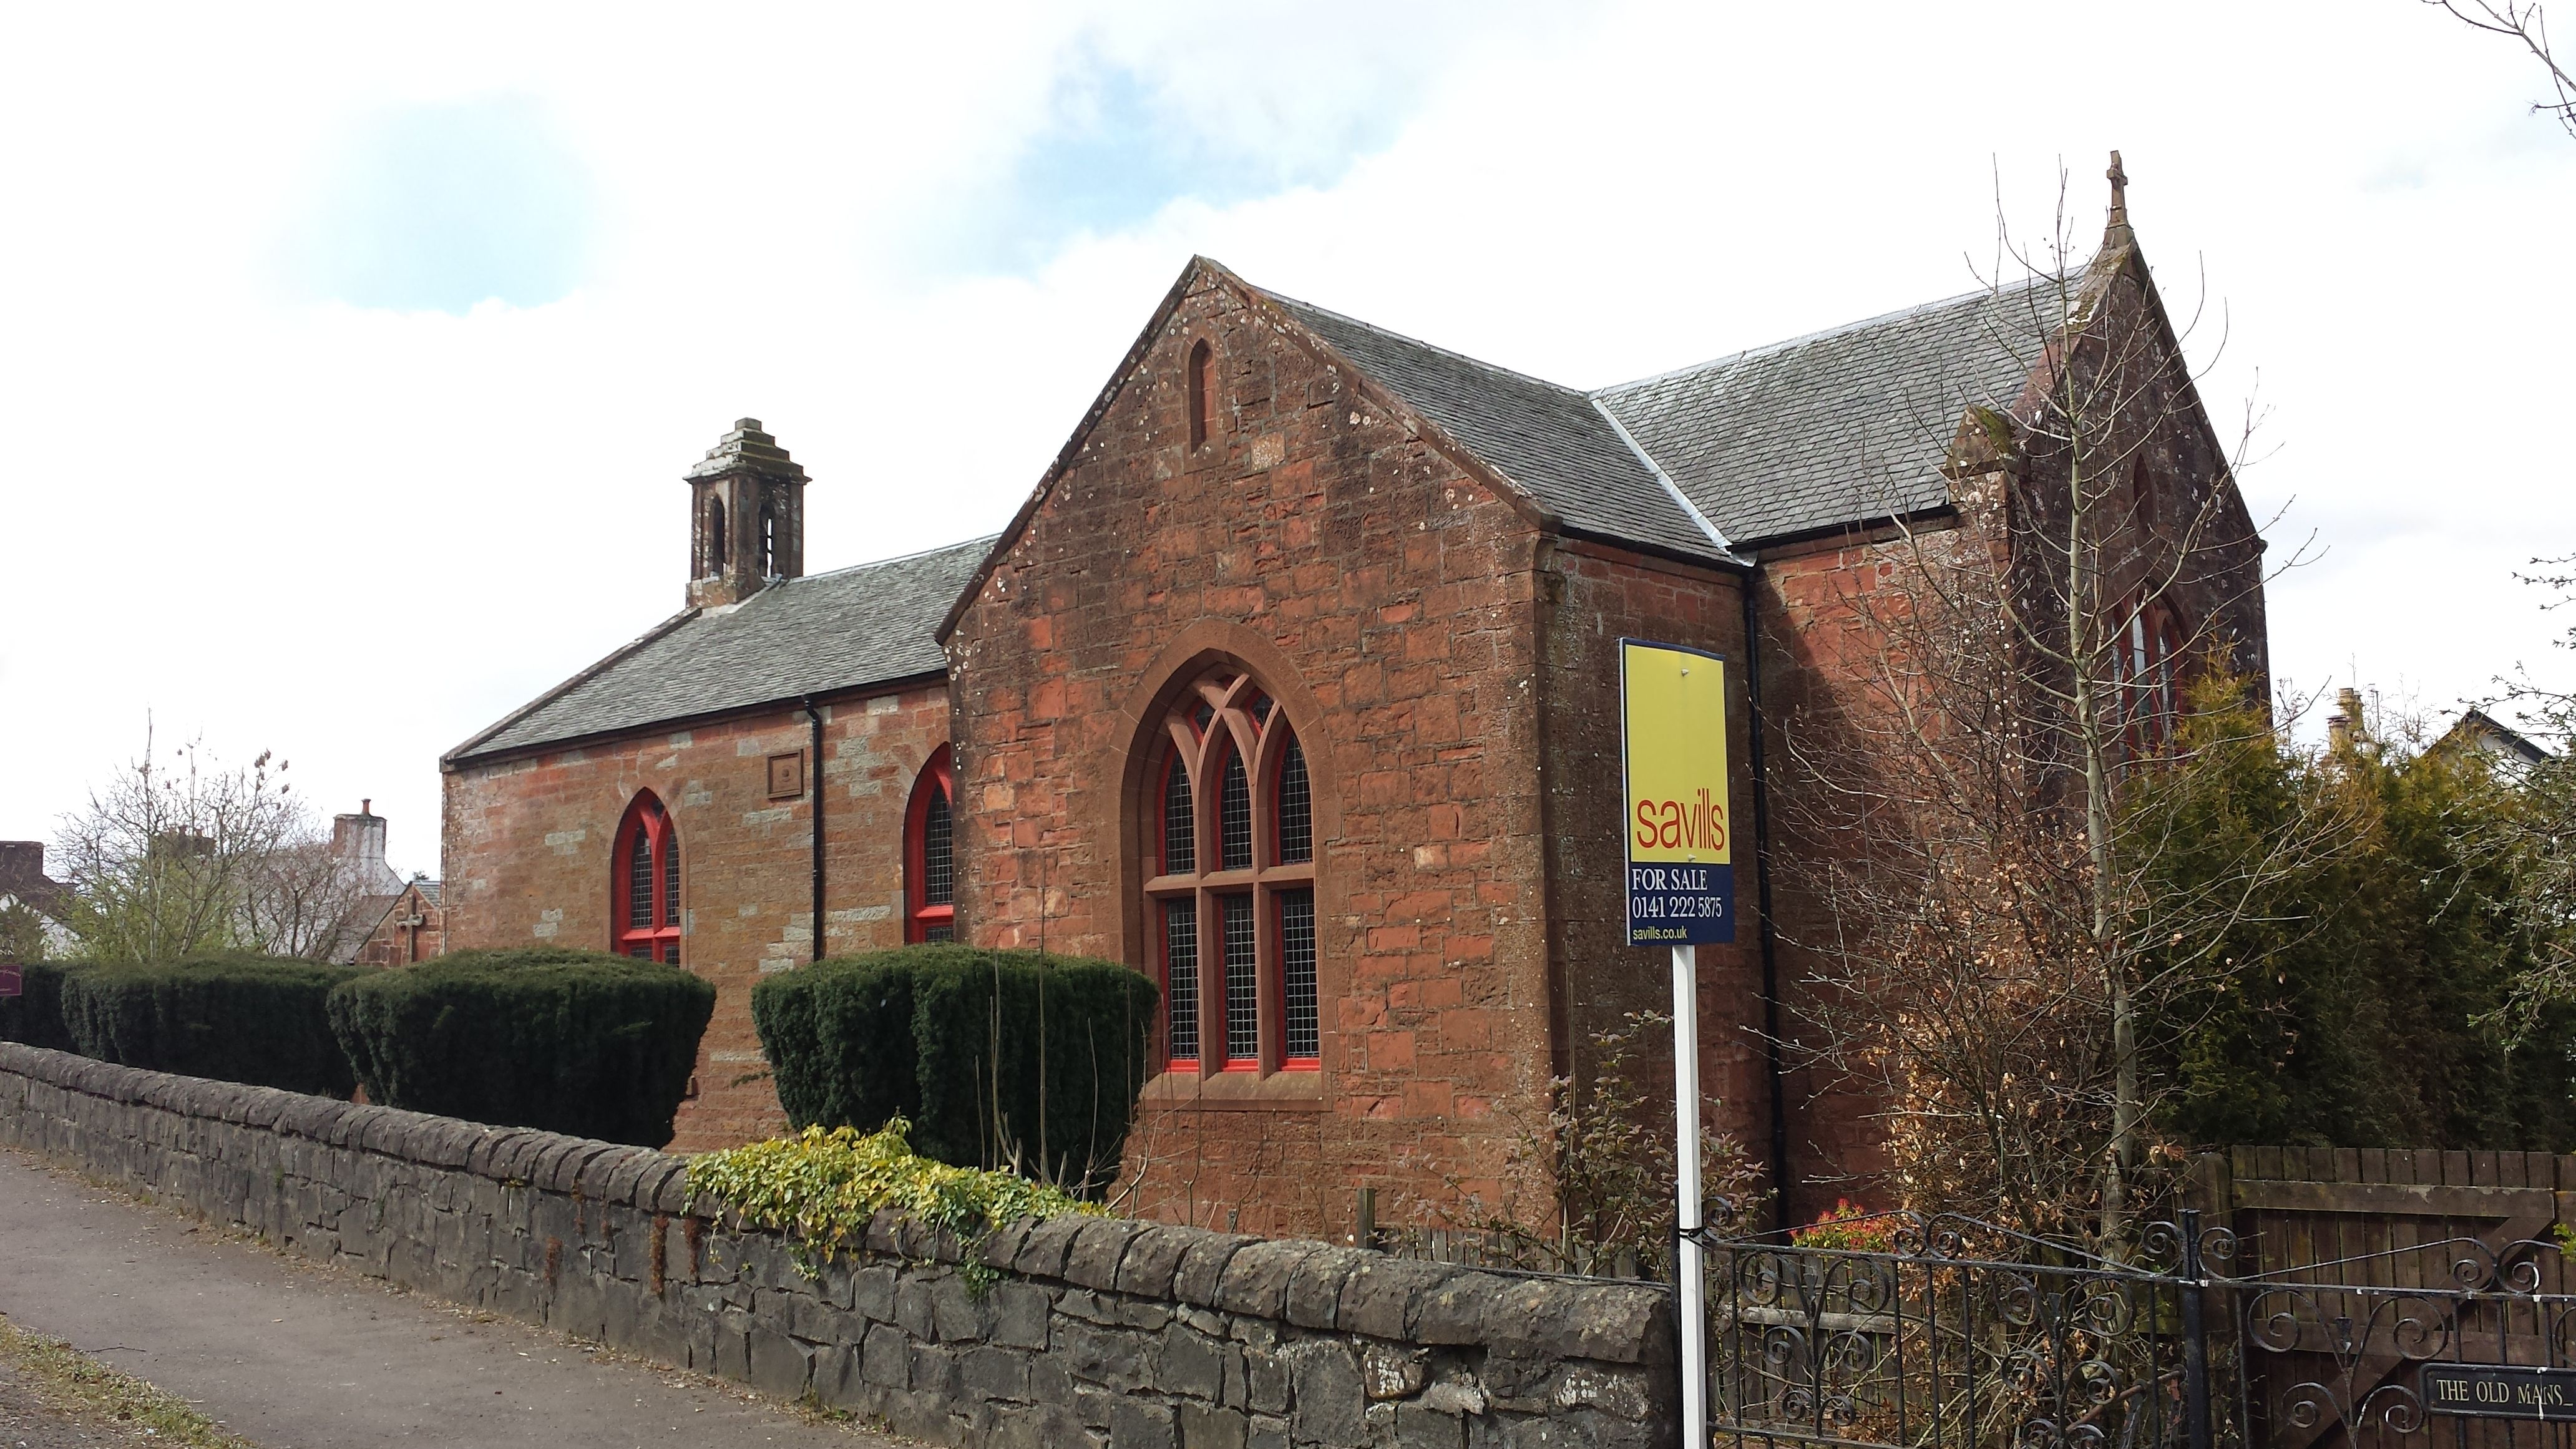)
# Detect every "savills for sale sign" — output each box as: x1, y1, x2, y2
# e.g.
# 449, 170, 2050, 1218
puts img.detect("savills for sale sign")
1619, 638, 1734, 946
